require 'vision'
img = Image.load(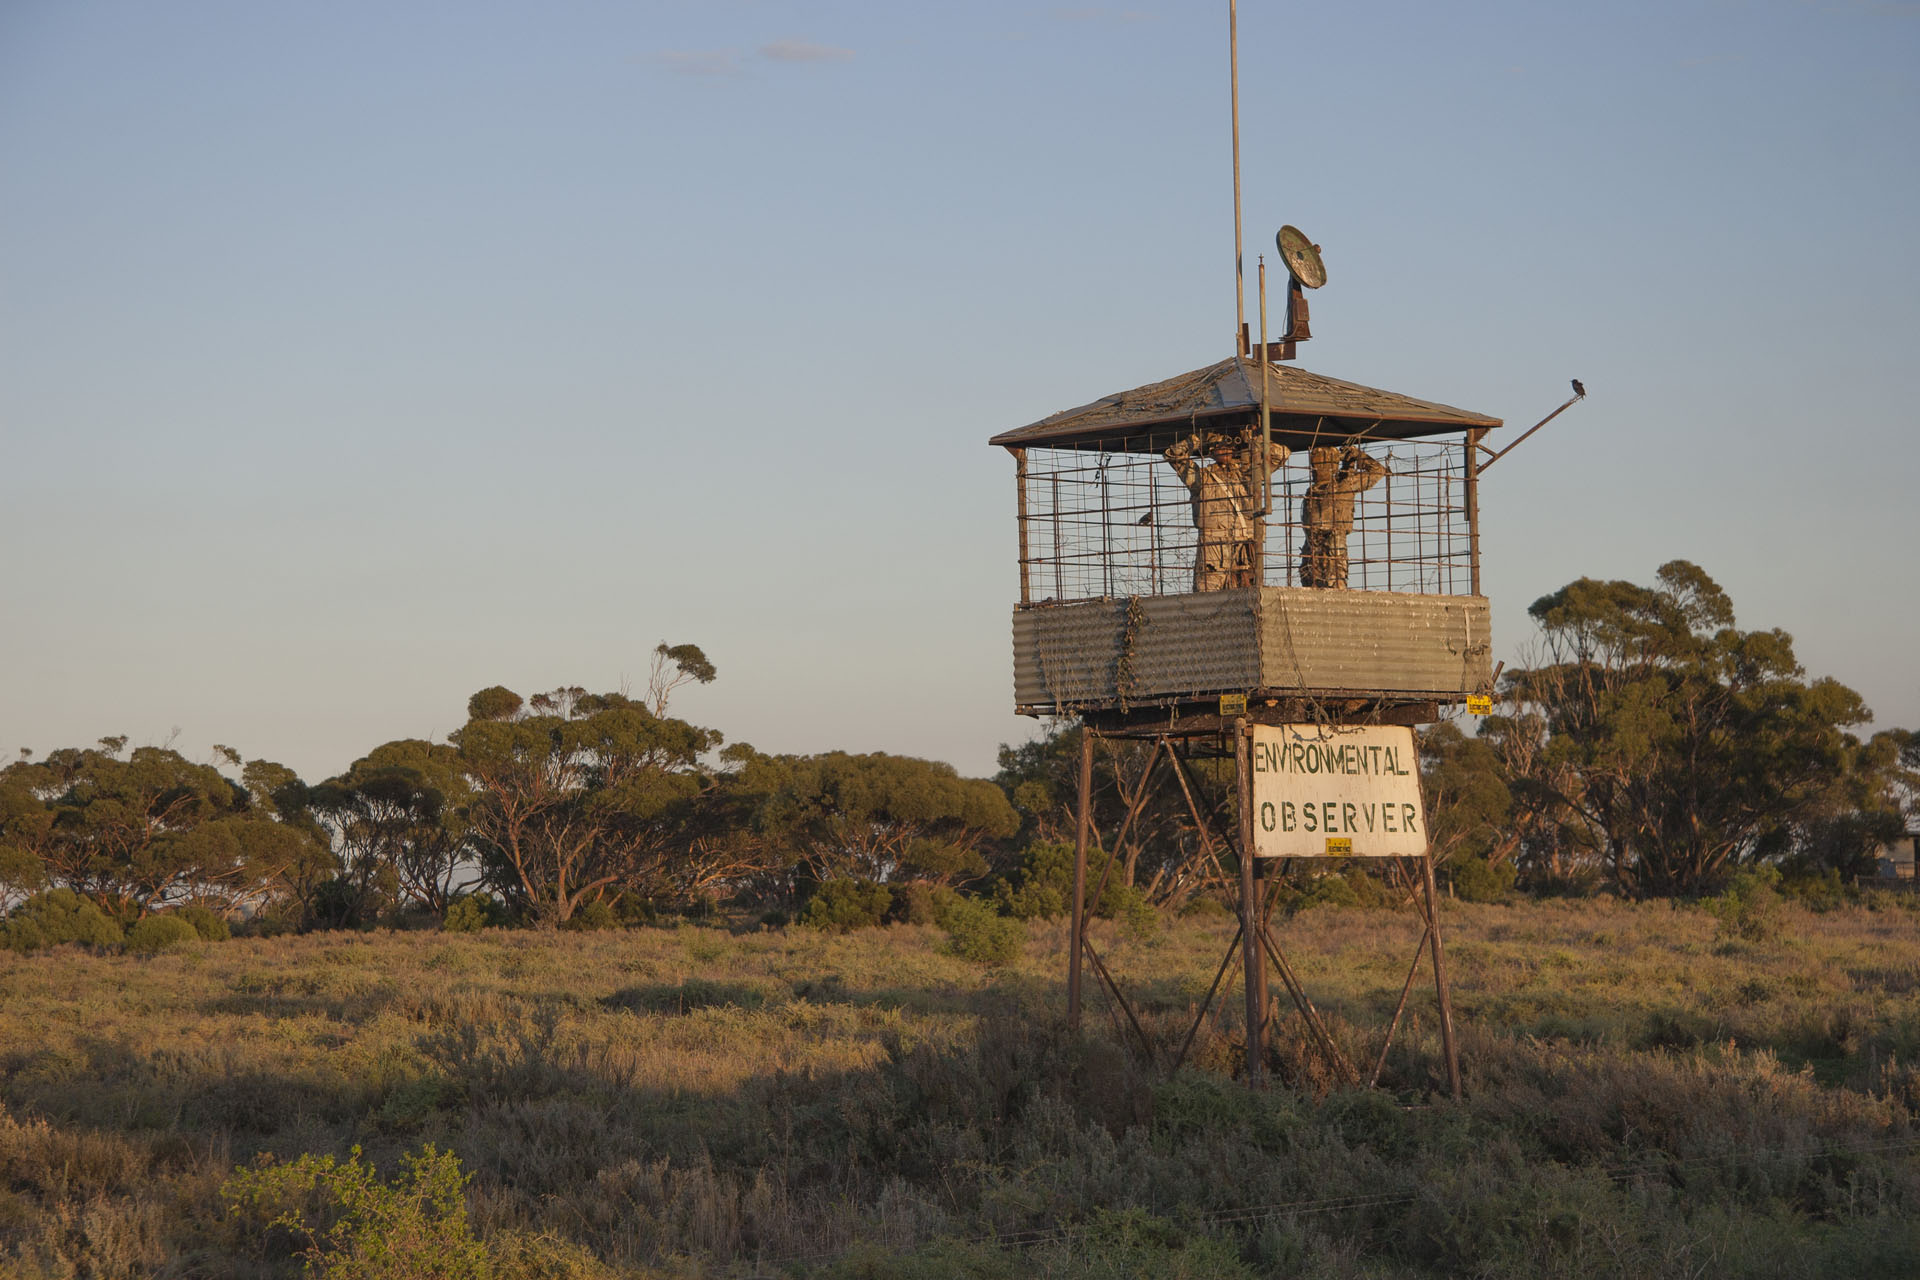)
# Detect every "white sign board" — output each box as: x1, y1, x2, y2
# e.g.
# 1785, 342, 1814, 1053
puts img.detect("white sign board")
1250, 724, 1428, 858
